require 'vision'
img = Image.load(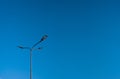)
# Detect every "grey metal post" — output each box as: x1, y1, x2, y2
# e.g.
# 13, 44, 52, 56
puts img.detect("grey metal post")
30, 49, 32, 79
